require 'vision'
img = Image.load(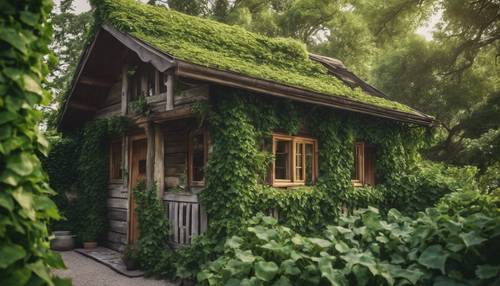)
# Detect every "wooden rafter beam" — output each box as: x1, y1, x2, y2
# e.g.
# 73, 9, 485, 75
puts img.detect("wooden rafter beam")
69, 101, 97, 112
79, 76, 115, 88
